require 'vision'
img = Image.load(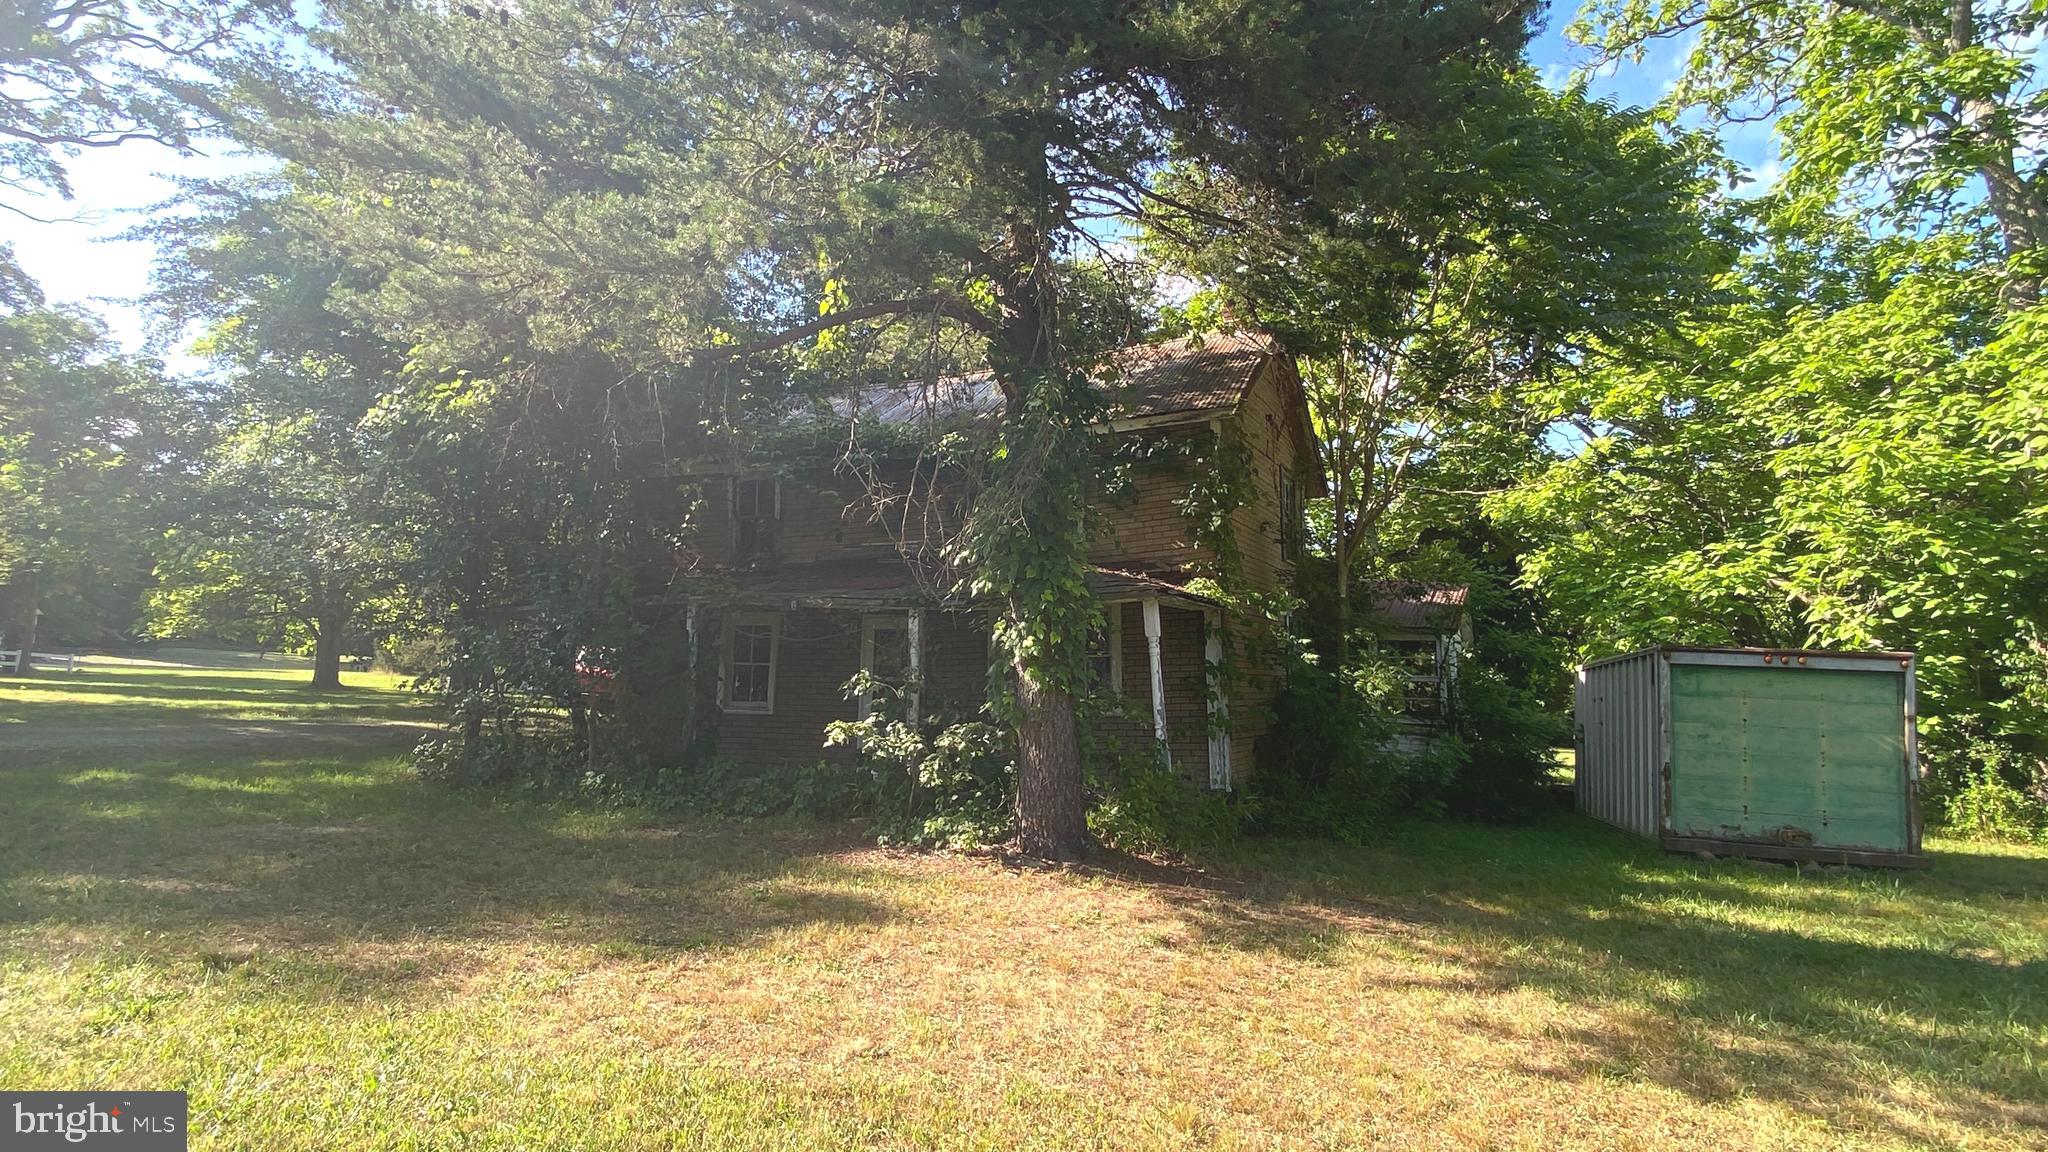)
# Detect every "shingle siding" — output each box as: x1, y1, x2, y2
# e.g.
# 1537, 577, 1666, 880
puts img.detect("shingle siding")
1227, 358, 1307, 596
